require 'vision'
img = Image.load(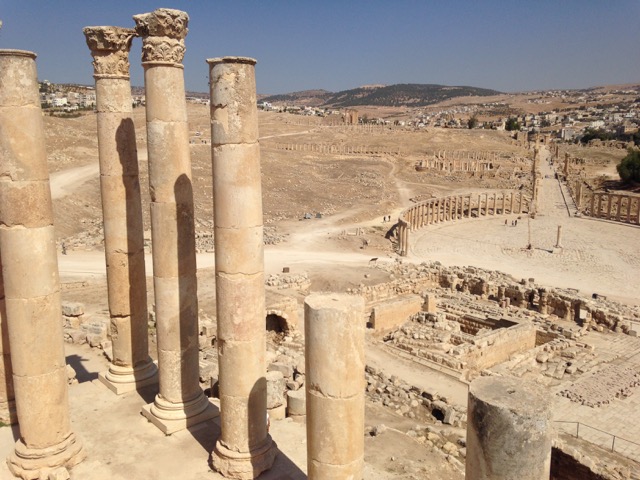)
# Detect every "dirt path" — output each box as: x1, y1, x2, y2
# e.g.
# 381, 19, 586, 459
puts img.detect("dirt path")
50, 163, 99, 200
